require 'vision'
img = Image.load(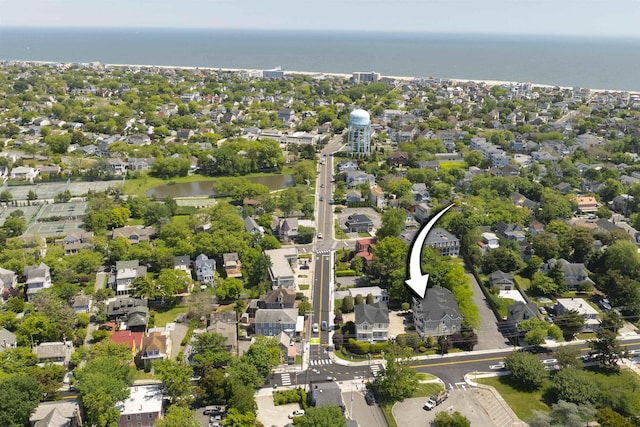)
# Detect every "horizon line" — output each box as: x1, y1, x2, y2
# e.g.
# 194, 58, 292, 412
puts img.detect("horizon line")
1, 26, 640, 40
